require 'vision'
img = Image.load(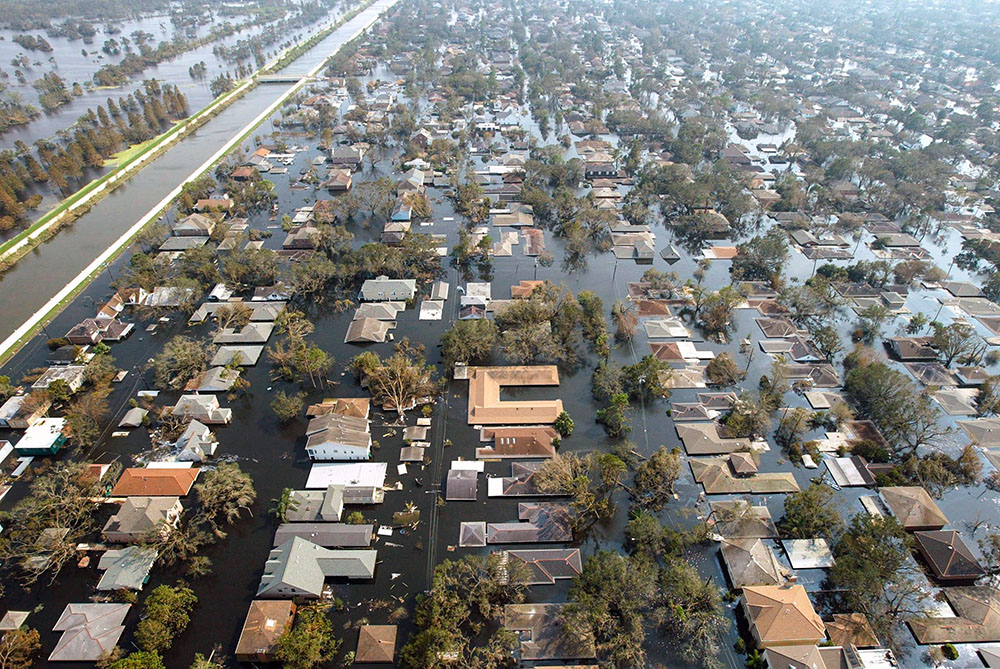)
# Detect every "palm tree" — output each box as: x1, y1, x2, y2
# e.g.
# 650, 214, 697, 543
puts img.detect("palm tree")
269, 488, 297, 523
